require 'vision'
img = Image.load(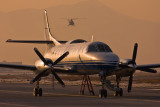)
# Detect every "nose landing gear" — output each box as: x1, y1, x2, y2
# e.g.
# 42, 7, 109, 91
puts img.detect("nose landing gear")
114, 88, 123, 96
114, 76, 123, 96
99, 74, 107, 98
33, 79, 42, 96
